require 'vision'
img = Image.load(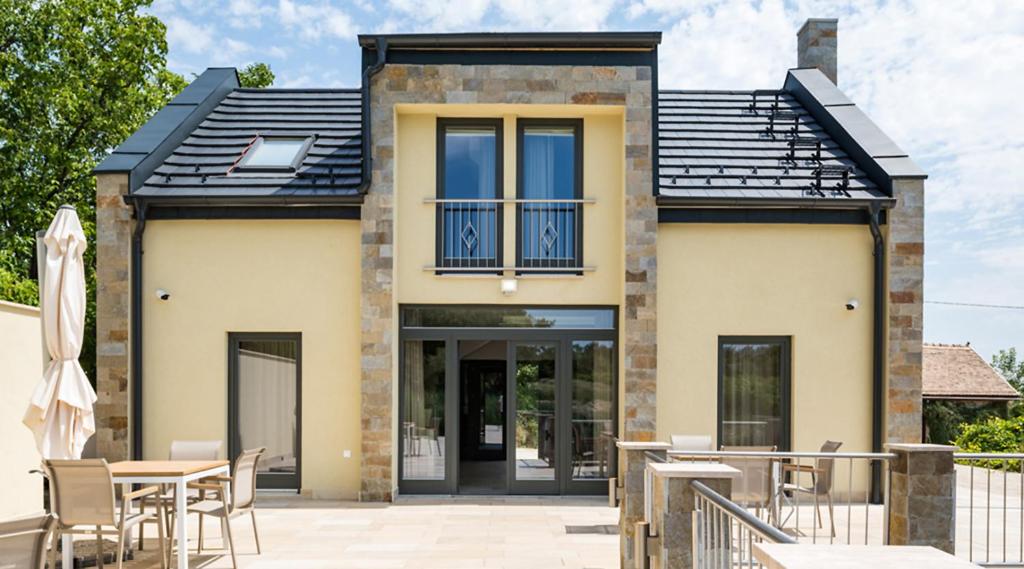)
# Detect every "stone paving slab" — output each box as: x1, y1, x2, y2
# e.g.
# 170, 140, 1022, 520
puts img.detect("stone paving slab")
99, 495, 618, 569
